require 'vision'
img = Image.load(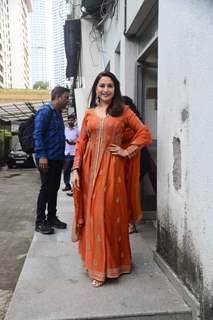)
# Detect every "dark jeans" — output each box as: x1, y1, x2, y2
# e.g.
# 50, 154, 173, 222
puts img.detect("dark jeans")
36, 159, 63, 225
63, 155, 74, 189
